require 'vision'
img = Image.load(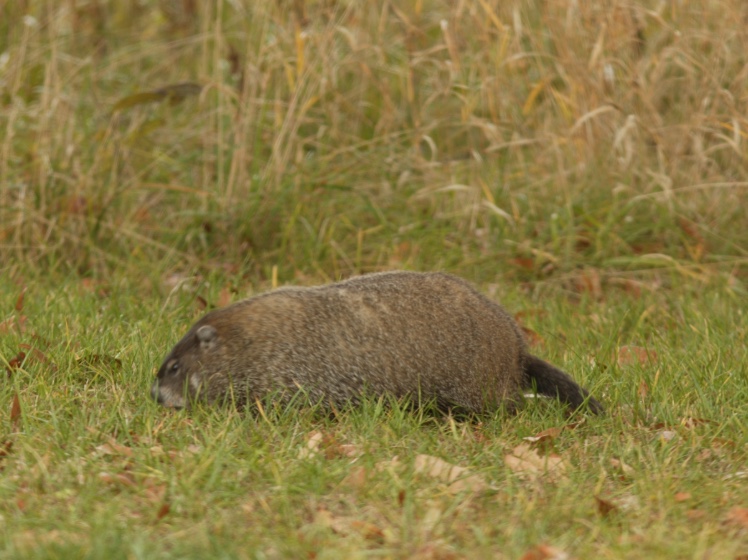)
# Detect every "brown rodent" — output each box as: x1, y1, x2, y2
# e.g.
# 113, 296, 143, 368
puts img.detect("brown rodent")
151, 271, 603, 415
